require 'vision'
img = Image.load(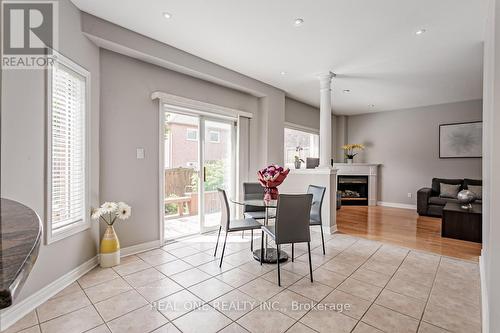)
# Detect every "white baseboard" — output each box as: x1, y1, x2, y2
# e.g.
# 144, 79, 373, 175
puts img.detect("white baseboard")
377, 201, 417, 210
480, 253, 489, 333
323, 224, 338, 235
120, 240, 161, 257
0, 256, 98, 331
